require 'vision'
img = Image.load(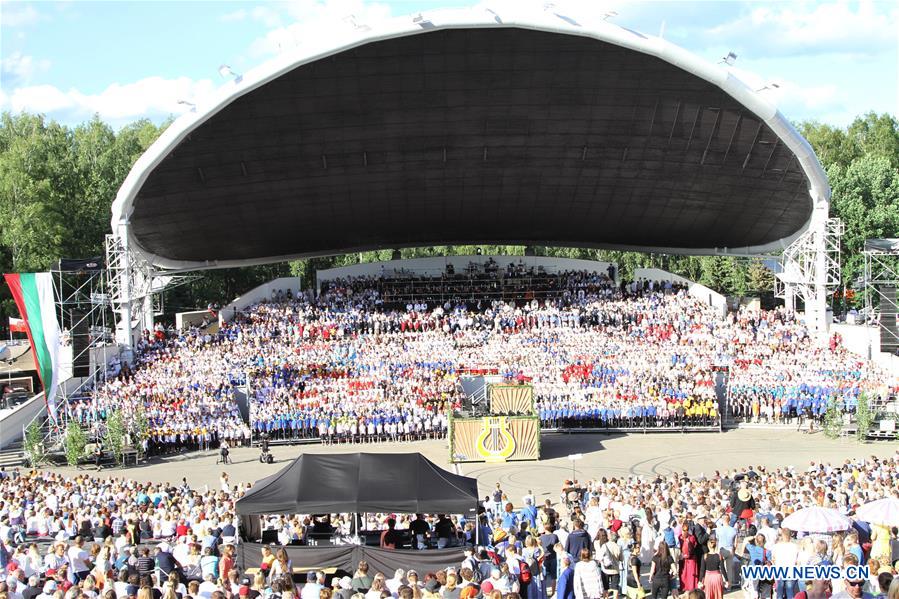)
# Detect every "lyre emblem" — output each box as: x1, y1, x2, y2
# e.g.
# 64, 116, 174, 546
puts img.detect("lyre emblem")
475, 417, 515, 461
